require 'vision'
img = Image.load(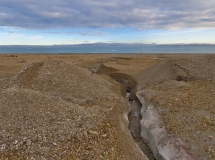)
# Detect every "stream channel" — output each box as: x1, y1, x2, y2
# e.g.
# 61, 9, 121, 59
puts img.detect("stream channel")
95, 64, 197, 160
108, 72, 155, 160
126, 92, 155, 160
95, 65, 155, 159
